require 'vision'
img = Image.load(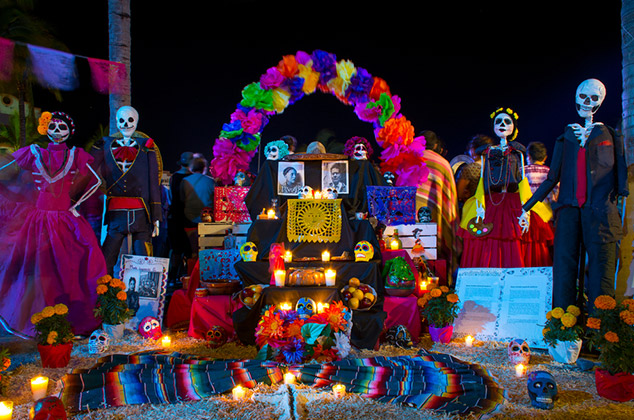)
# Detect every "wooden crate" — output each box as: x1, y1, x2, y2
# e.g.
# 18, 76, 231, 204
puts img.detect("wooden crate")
384, 223, 437, 260
198, 222, 251, 250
